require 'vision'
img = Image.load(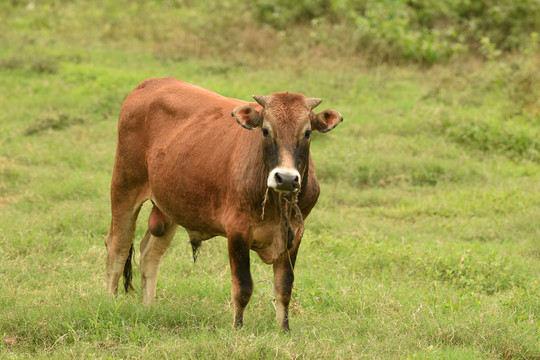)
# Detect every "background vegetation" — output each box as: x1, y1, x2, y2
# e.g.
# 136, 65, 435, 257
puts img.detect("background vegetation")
0, 0, 539, 359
